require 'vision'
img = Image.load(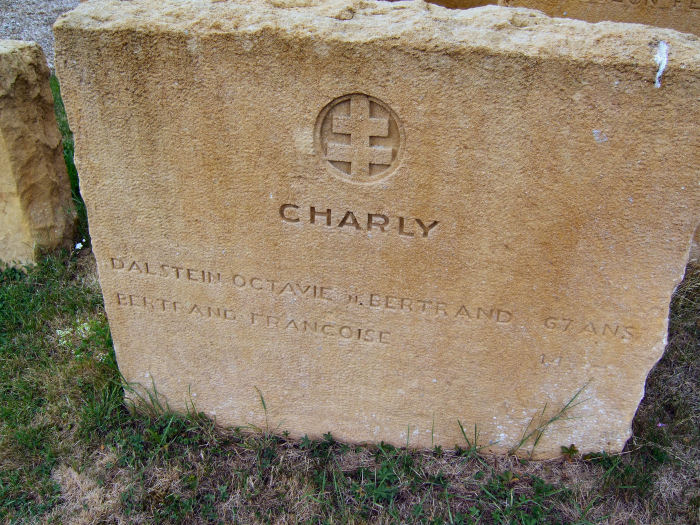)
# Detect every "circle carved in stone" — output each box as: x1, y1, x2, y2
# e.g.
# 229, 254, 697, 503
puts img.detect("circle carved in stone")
314, 93, 404, 184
